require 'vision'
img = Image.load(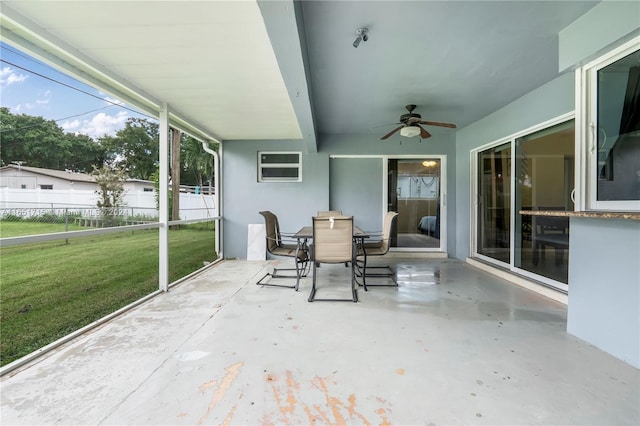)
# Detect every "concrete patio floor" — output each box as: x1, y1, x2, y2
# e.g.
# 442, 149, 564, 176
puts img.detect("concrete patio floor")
1, 258, 638, 425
